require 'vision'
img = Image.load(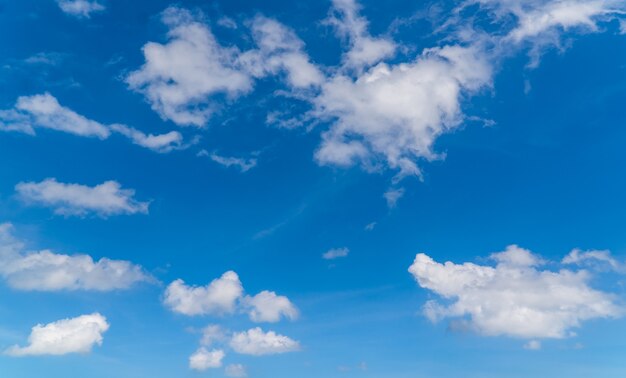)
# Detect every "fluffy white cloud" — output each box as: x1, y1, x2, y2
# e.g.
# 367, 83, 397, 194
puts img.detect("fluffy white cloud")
322, 247, 350, 260
56, 0, 105, 18
127, 7, 253, 127
225, 364, 248, 377
163, 271, 244, 316
189, 348, 225, 370
229, 328, 300, 355
0, 93, 187, 153
562, 248, 622, 271
408, 245, 622, 339
0, 223, 153, 291
327, 0, 396, 70
109, 124, 183, 153
208, 152, 257, 172
5, 313, 109, 356
244, 291, 299, 323
16, 178, 149, 217
313, 45, 492, 180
